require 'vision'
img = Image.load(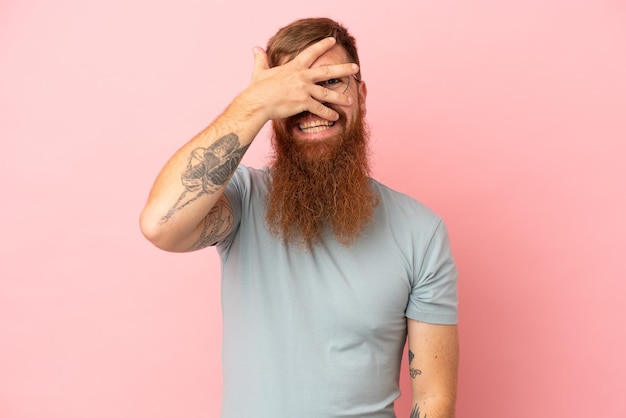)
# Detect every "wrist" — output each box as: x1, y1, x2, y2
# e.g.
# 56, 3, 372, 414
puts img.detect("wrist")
231, 87, 272, 125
